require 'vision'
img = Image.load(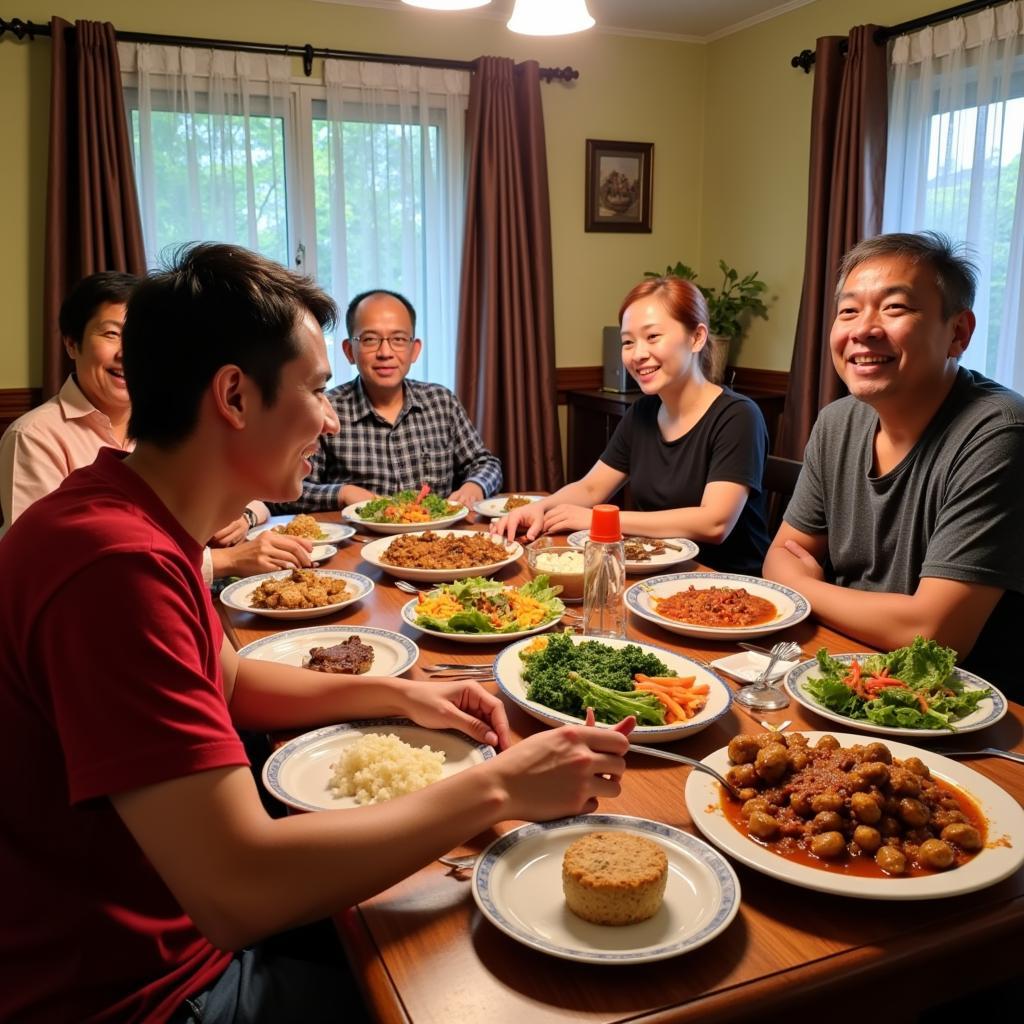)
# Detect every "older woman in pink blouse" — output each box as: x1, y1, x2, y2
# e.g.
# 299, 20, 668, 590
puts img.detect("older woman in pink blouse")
0, 273, 311, 577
